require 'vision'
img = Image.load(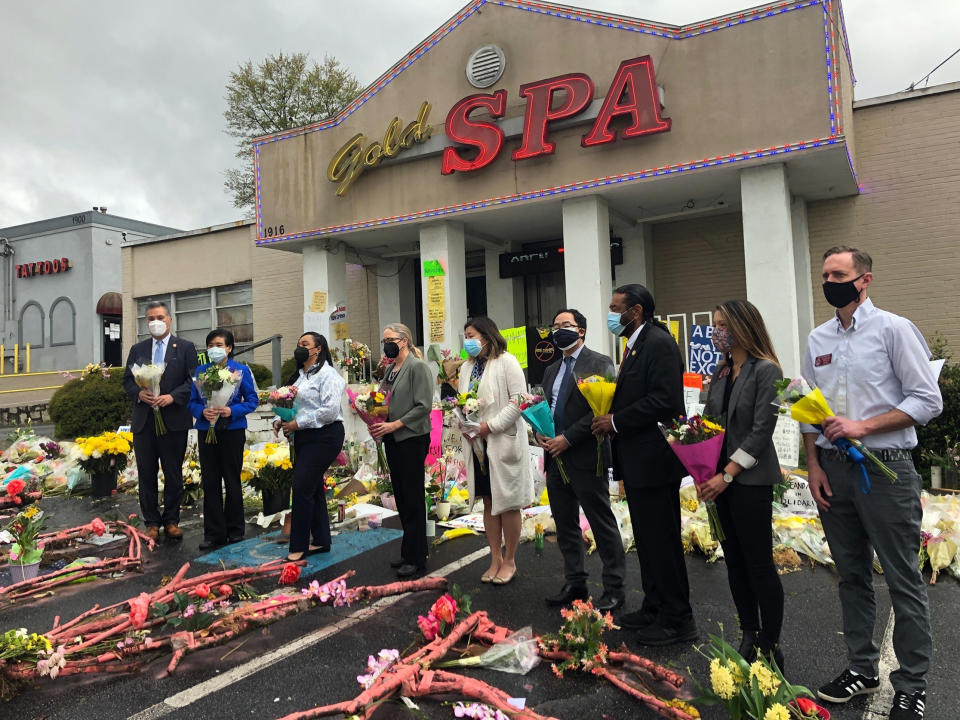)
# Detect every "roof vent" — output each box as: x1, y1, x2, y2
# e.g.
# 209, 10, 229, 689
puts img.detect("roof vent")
466, 45, 506, 89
